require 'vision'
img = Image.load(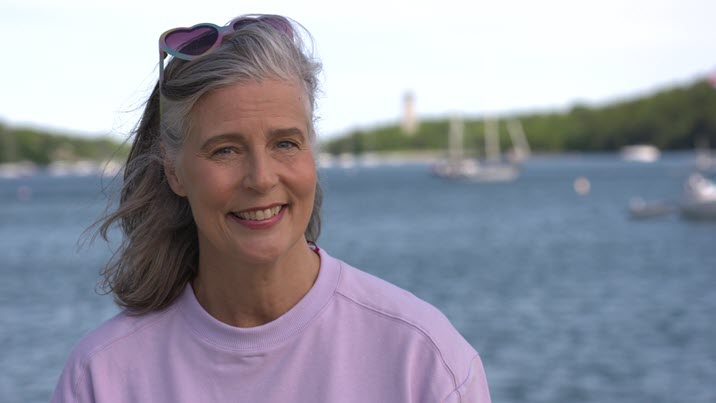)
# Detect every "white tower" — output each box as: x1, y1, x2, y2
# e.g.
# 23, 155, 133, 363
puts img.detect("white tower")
401, 91, 418, 136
